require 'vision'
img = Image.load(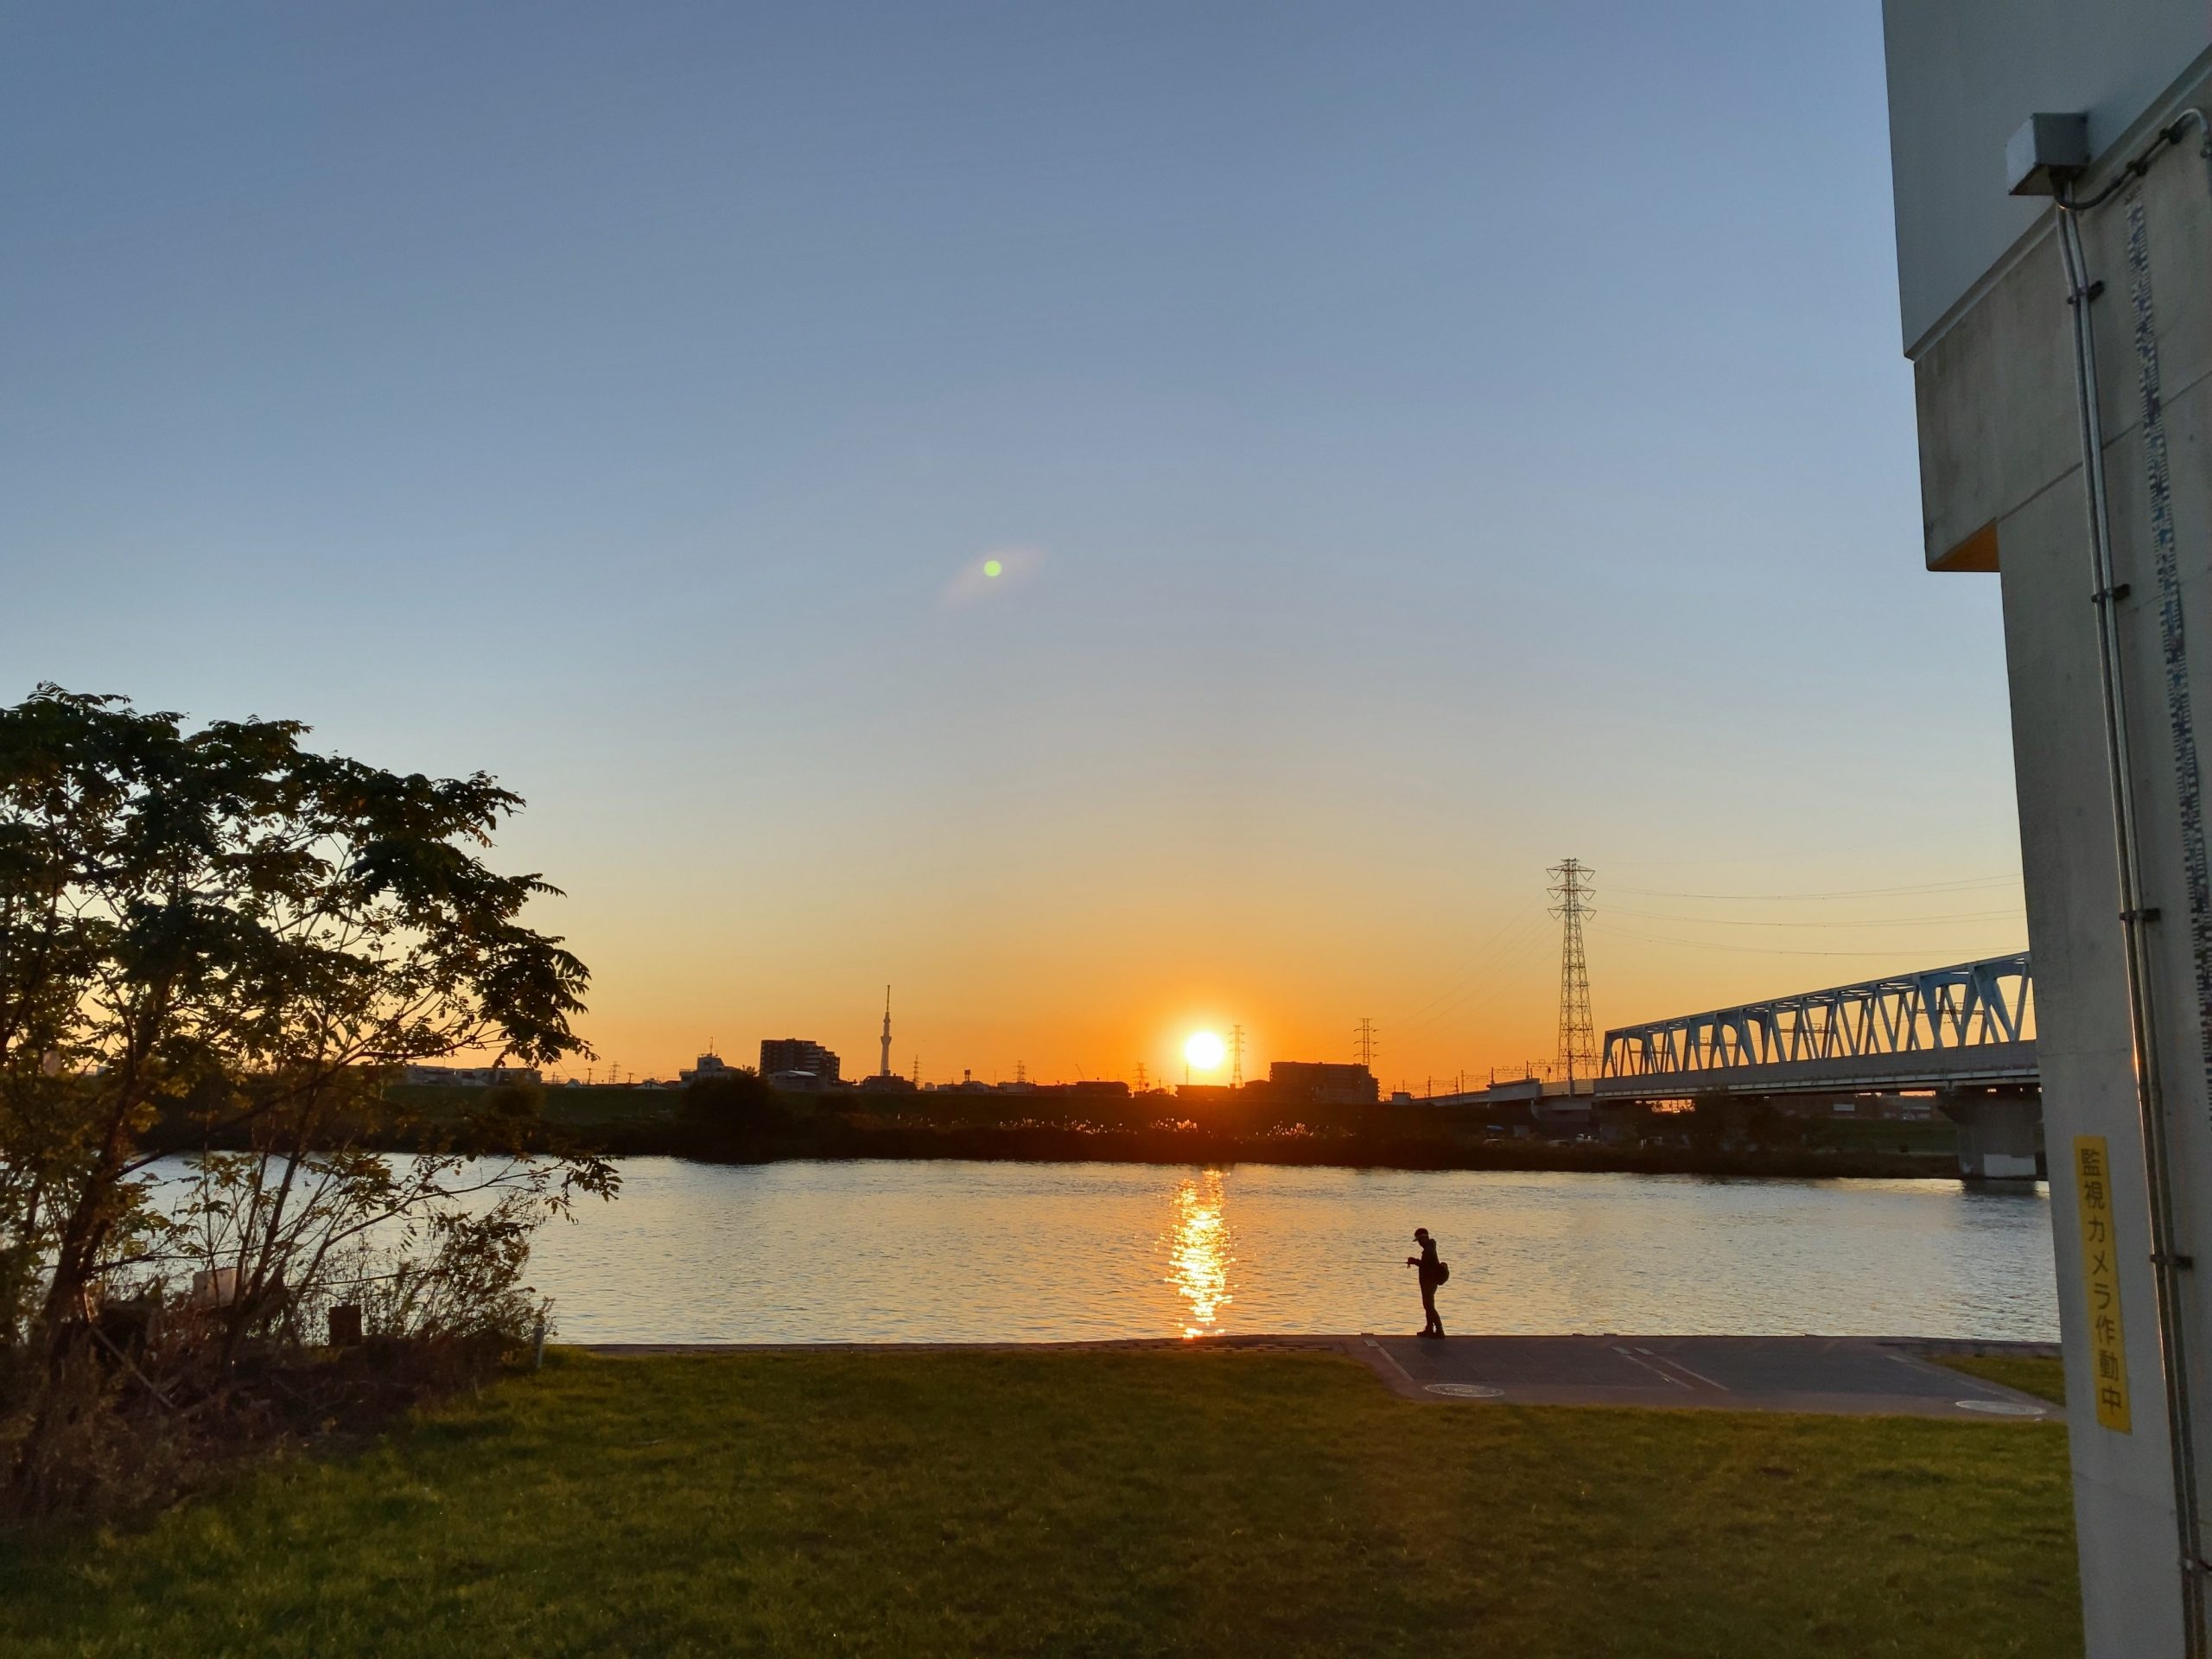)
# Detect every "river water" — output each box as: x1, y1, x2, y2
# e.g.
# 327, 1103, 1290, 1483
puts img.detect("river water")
494, 1159, 2057, 1344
